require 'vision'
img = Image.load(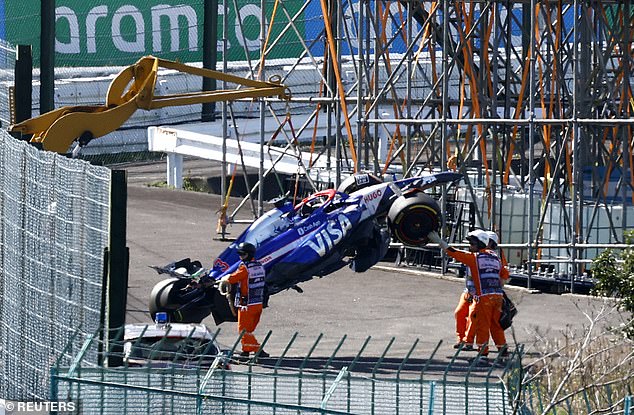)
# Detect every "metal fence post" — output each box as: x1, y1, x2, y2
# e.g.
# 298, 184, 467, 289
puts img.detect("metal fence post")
40, 0, 55, 114
13, 45, 32, 127
202, 0, 218, 122
49, 367, 59, 415
107, 170, 129, 367
428, 381, 436, 415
